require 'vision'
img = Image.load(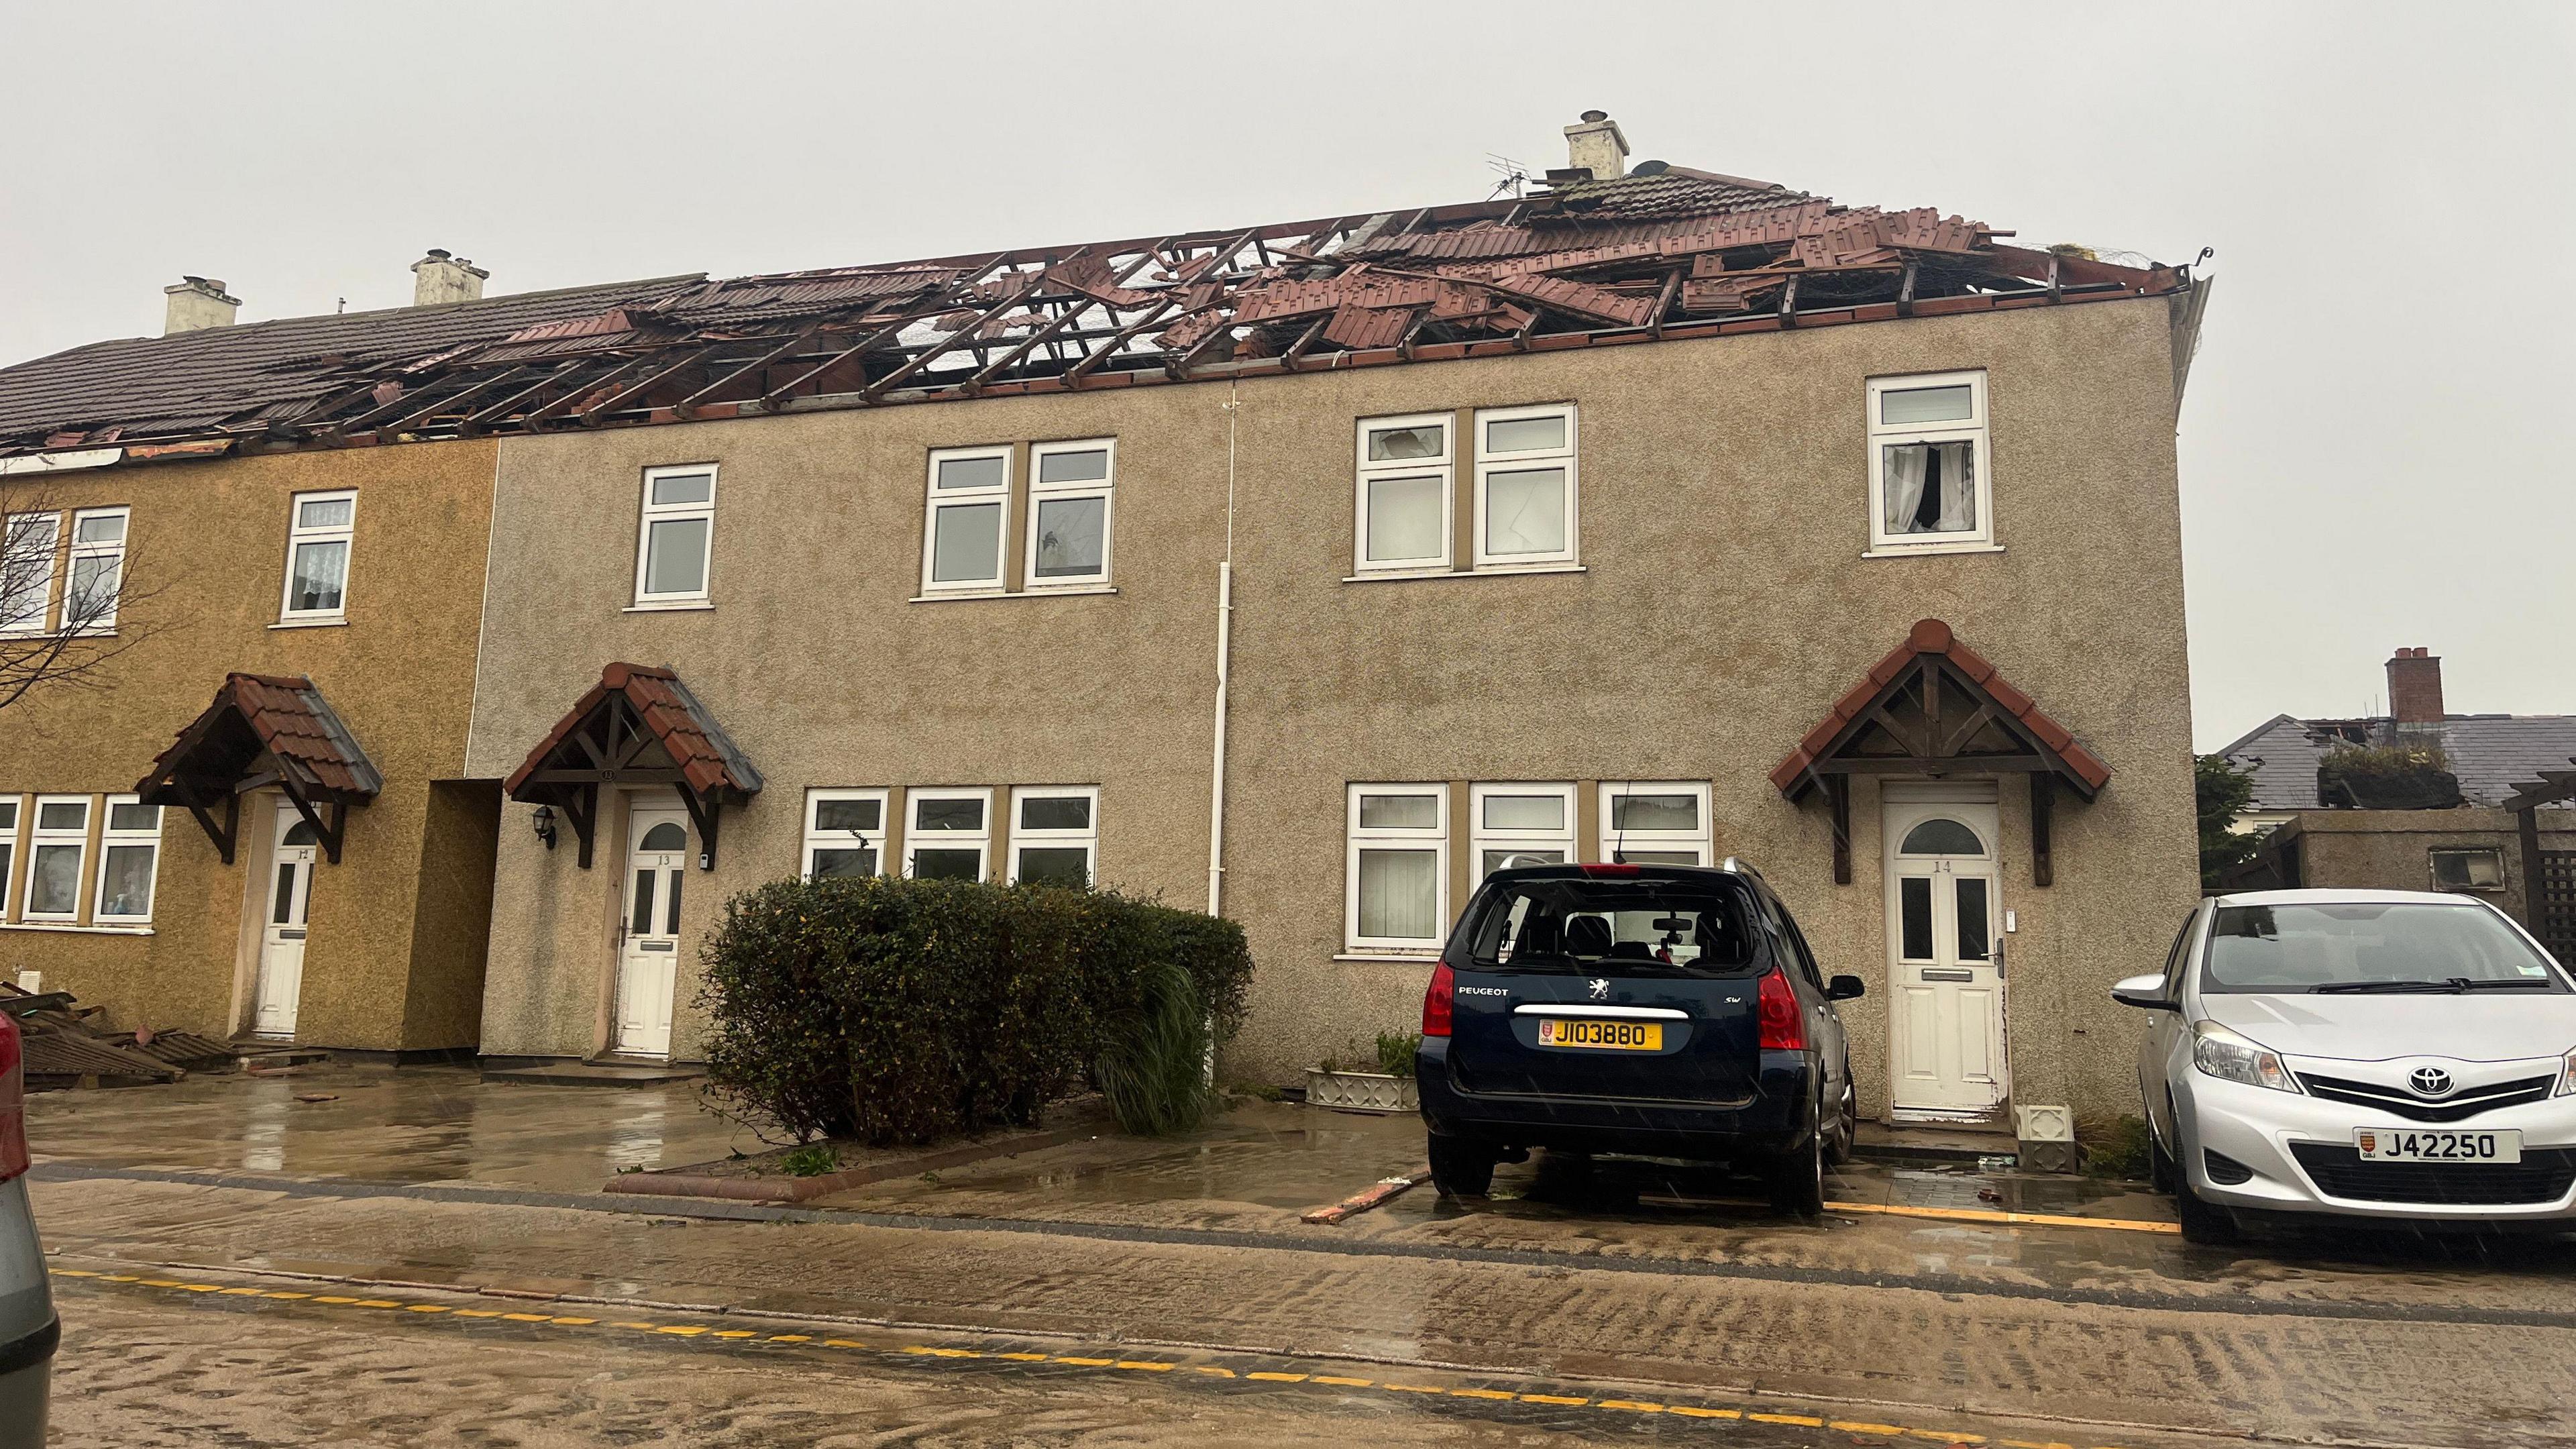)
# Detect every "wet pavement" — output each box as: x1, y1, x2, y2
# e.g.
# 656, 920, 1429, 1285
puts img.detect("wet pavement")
28, 1067, 2576, 1447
